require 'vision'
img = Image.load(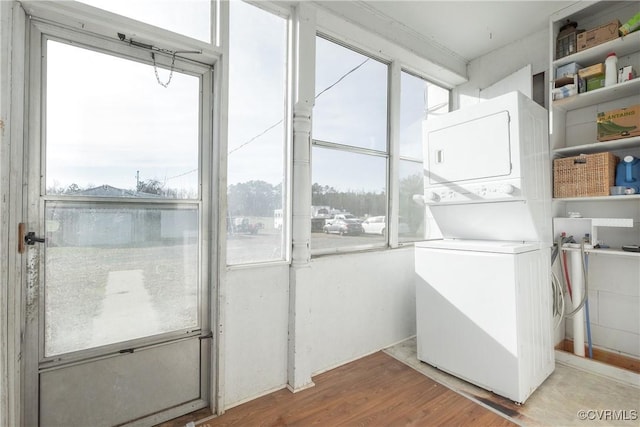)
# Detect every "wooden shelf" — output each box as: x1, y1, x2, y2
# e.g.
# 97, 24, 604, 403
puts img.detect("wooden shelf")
561, 246, 640, 258
553, 136, 640, 156
553, 31, 640, 69
552, 78, 640, 111
553, 194, 640, 202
